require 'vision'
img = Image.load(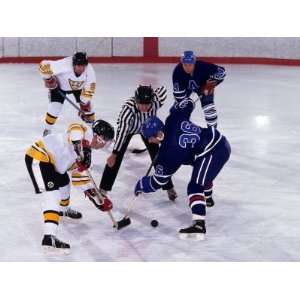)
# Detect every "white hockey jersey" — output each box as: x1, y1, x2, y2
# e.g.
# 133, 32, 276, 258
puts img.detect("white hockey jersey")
26, 123, 93, 175
39, 56, 96, 104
